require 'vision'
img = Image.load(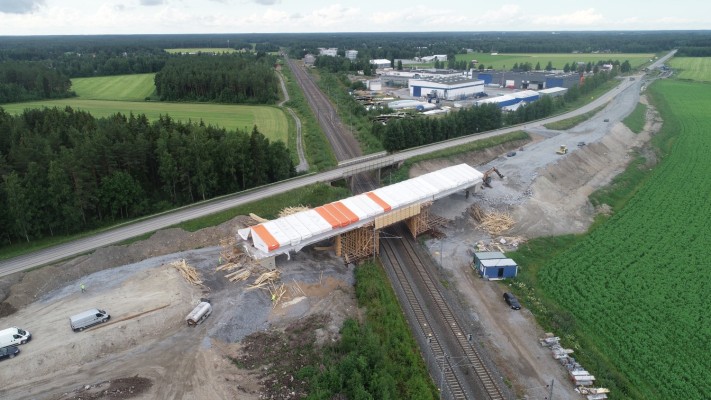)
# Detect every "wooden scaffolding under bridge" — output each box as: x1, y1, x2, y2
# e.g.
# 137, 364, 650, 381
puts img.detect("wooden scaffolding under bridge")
336, 223, 379, 264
